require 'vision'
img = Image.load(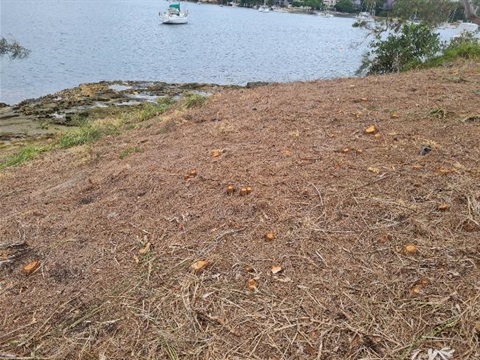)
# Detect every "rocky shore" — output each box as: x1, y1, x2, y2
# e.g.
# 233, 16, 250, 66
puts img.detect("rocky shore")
0, 80, 239, 144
